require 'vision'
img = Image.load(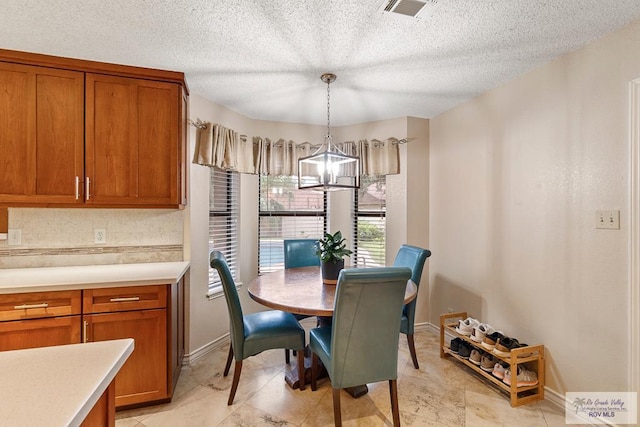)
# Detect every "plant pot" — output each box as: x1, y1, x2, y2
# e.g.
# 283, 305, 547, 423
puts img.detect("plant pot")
321, 259, 344, 286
